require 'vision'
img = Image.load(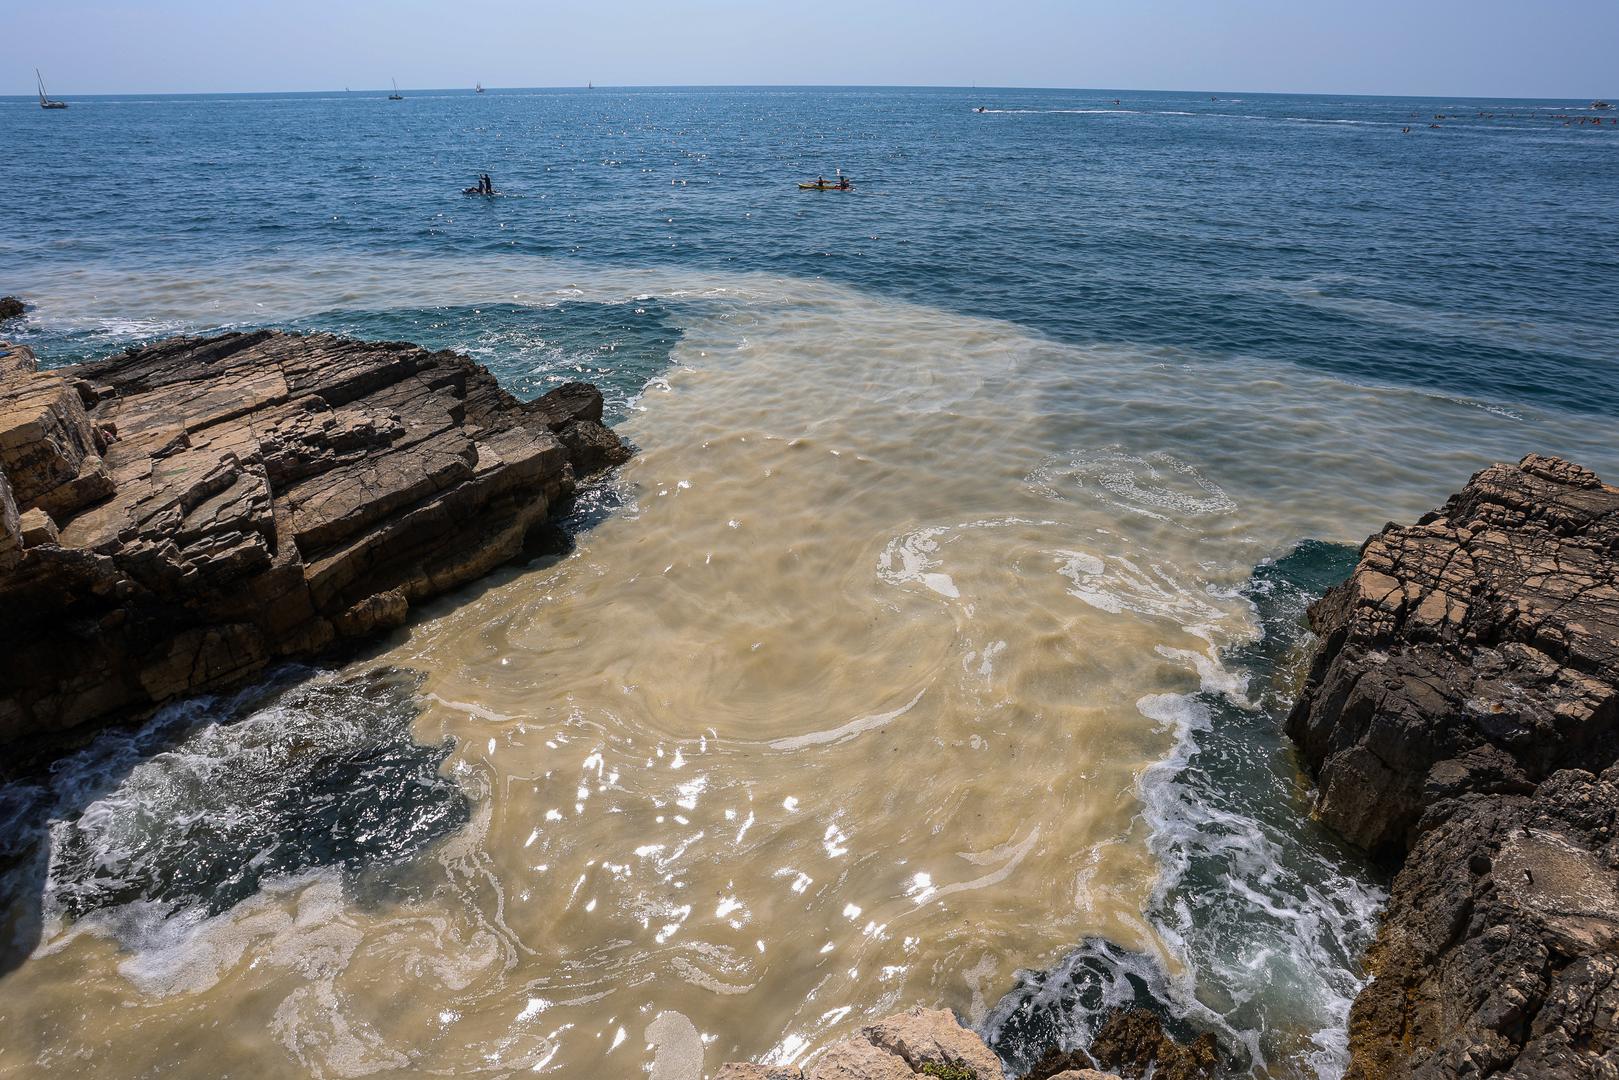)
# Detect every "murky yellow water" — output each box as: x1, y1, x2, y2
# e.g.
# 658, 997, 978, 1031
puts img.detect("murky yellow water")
2, 260, 1614, 1079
